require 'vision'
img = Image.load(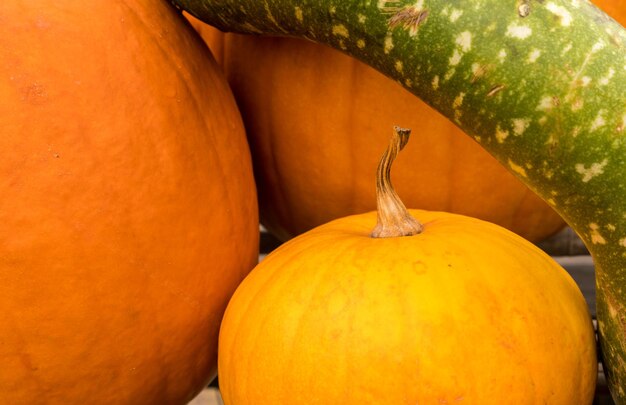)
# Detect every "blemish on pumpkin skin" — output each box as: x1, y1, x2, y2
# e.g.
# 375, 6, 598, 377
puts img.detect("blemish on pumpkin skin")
21, 83, 48, 105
